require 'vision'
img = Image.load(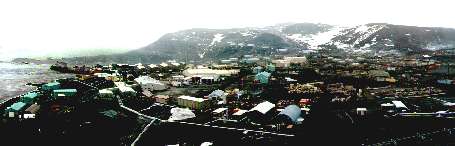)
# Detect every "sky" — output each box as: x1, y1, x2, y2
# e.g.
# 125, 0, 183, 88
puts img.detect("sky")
0, 0, 453, 60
